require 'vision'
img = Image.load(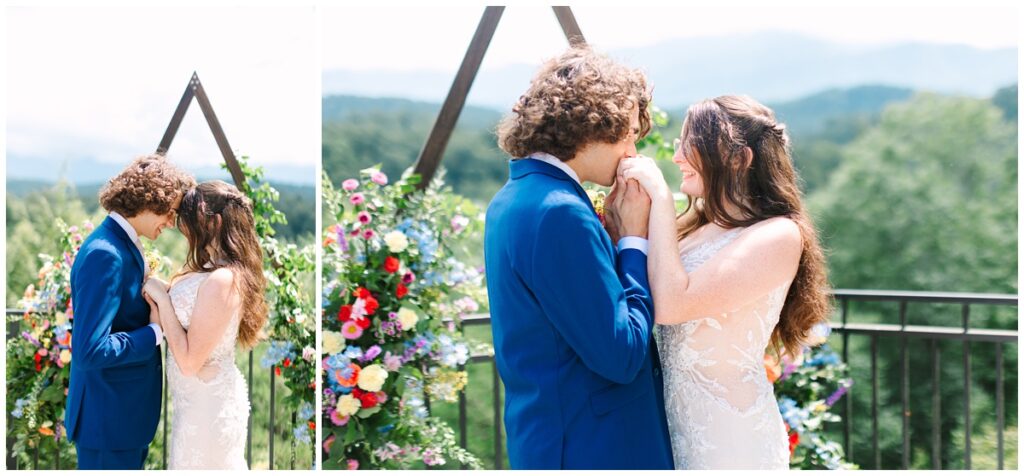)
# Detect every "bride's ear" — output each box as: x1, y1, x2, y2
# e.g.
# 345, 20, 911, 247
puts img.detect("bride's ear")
737, 146, 754, 171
